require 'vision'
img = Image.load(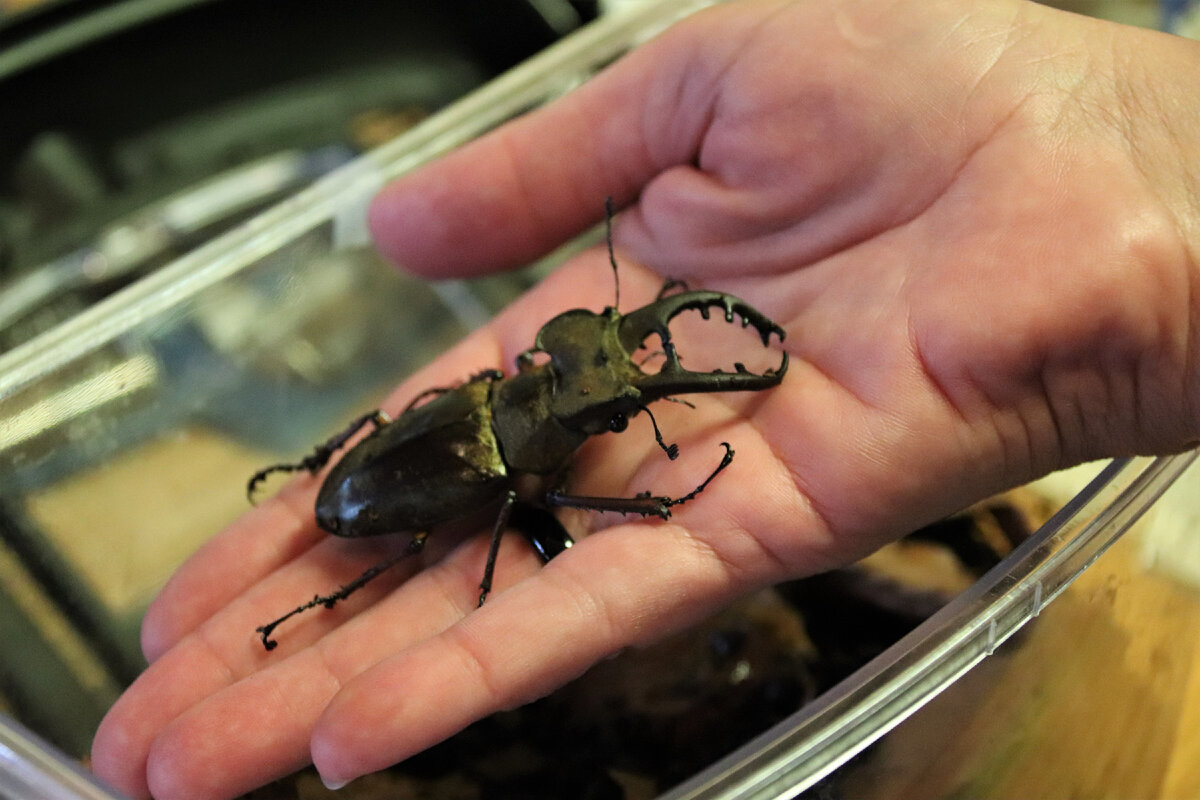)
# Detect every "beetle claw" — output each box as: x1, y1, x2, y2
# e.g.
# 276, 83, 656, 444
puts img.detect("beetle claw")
612, 290, 788, 402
